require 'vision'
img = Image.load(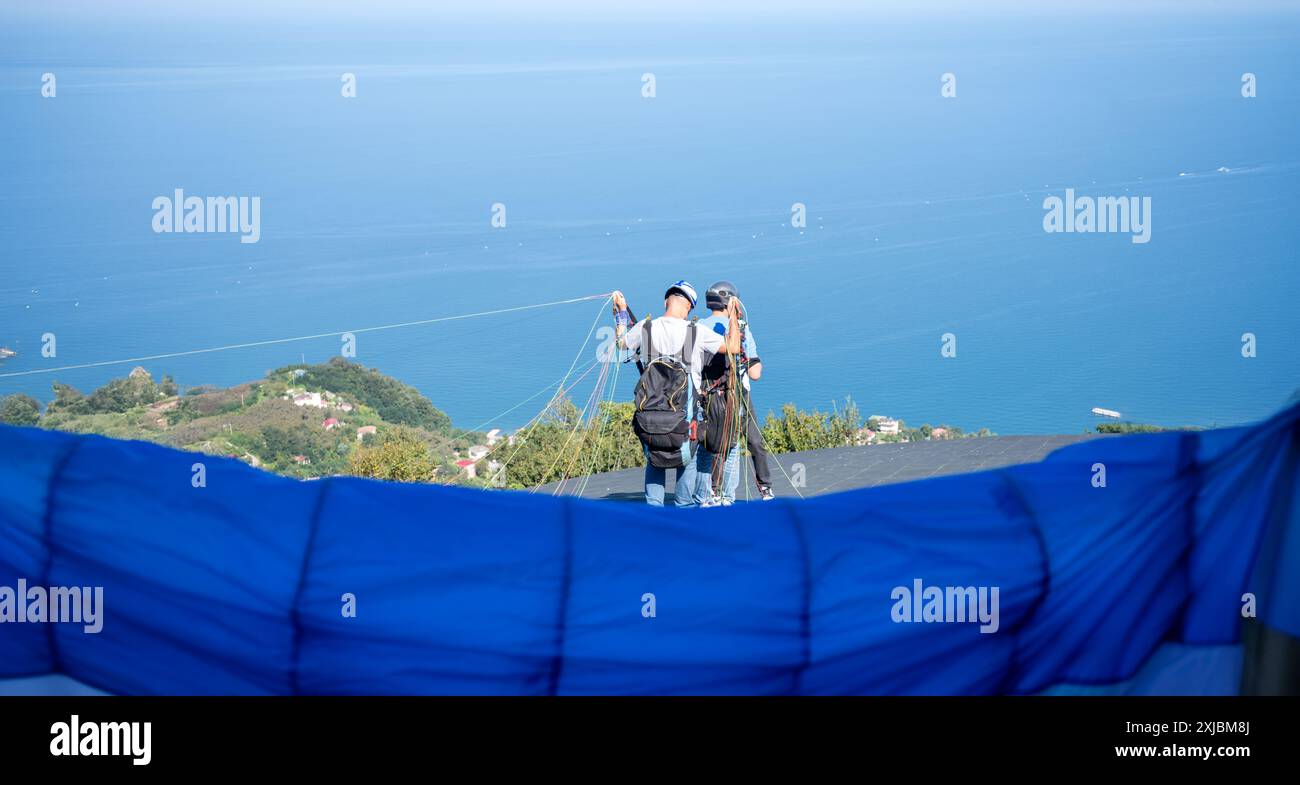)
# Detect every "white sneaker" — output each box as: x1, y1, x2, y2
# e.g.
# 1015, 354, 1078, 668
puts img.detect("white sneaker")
699, 495, 723, 508
721, 498, 734, 507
